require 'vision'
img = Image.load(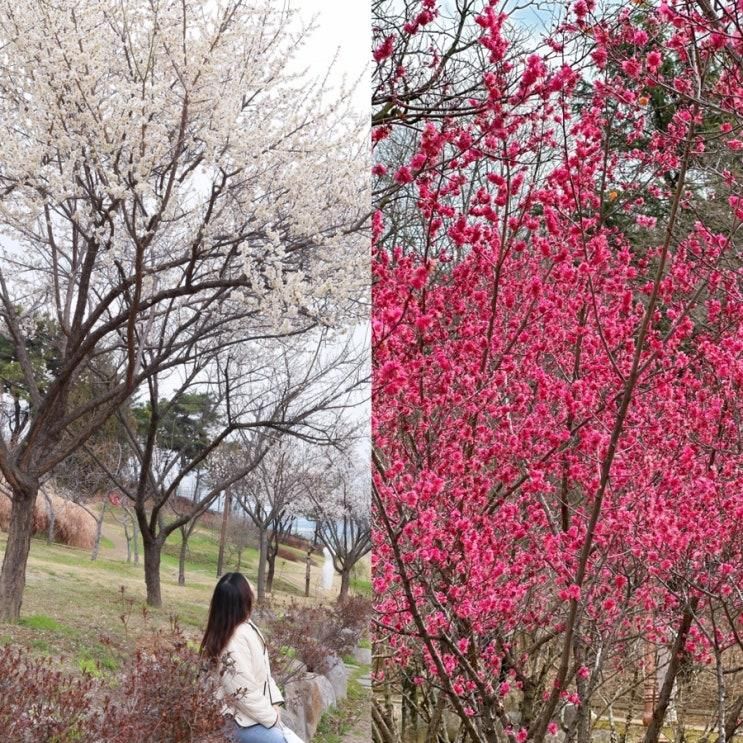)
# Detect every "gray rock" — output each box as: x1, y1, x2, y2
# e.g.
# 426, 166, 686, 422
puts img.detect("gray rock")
282, 681, 307, 741
283, 680, 308, 741
323, 654, 348, 702
283, 673, 336, 741
279, 707, 302, 739
352, 646, 372, 665
560, 703, 578, 729
505, 708, 521, 726
281, 657, 307, 680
